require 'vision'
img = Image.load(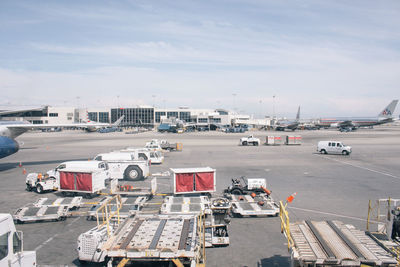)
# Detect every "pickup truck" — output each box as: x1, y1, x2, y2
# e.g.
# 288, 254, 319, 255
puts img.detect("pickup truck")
240, 135, 260, 146
94, 152, 150, 181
